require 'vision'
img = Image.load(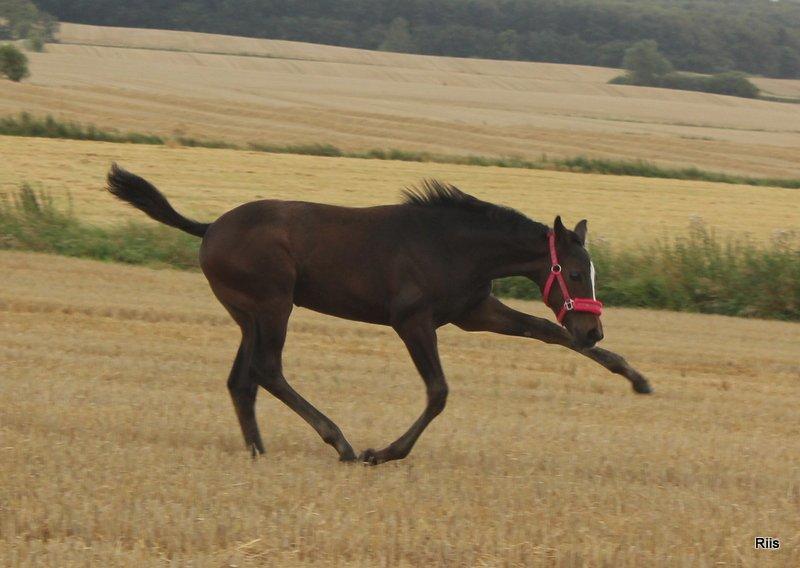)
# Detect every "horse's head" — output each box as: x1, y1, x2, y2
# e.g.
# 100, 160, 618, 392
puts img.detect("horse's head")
535, 216, 603, 349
